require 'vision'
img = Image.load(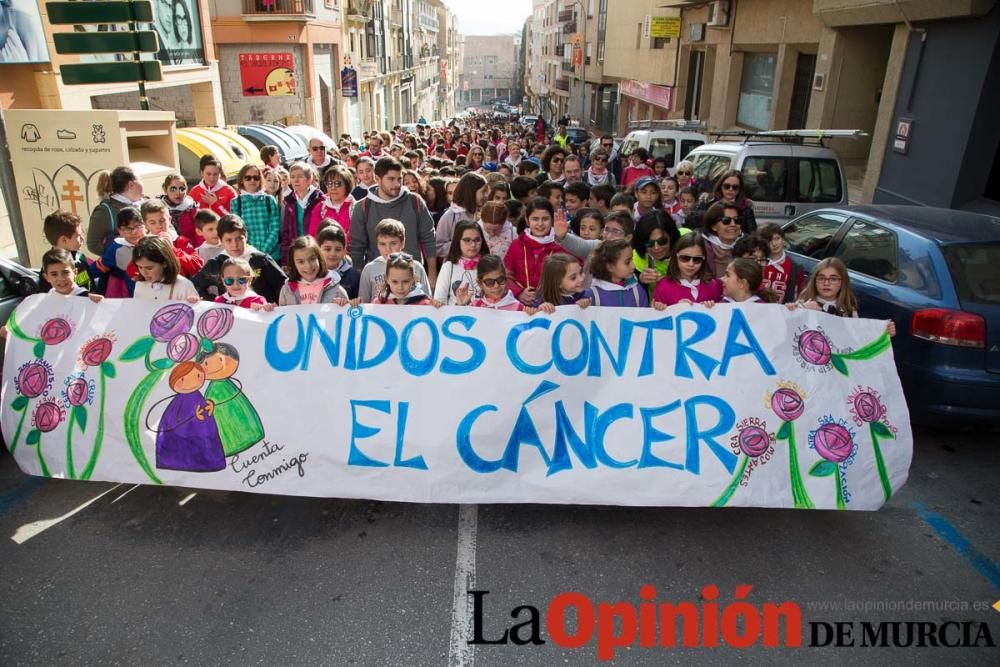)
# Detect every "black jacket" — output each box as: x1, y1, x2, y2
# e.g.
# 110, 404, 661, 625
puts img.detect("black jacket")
192, 251, 287, 304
